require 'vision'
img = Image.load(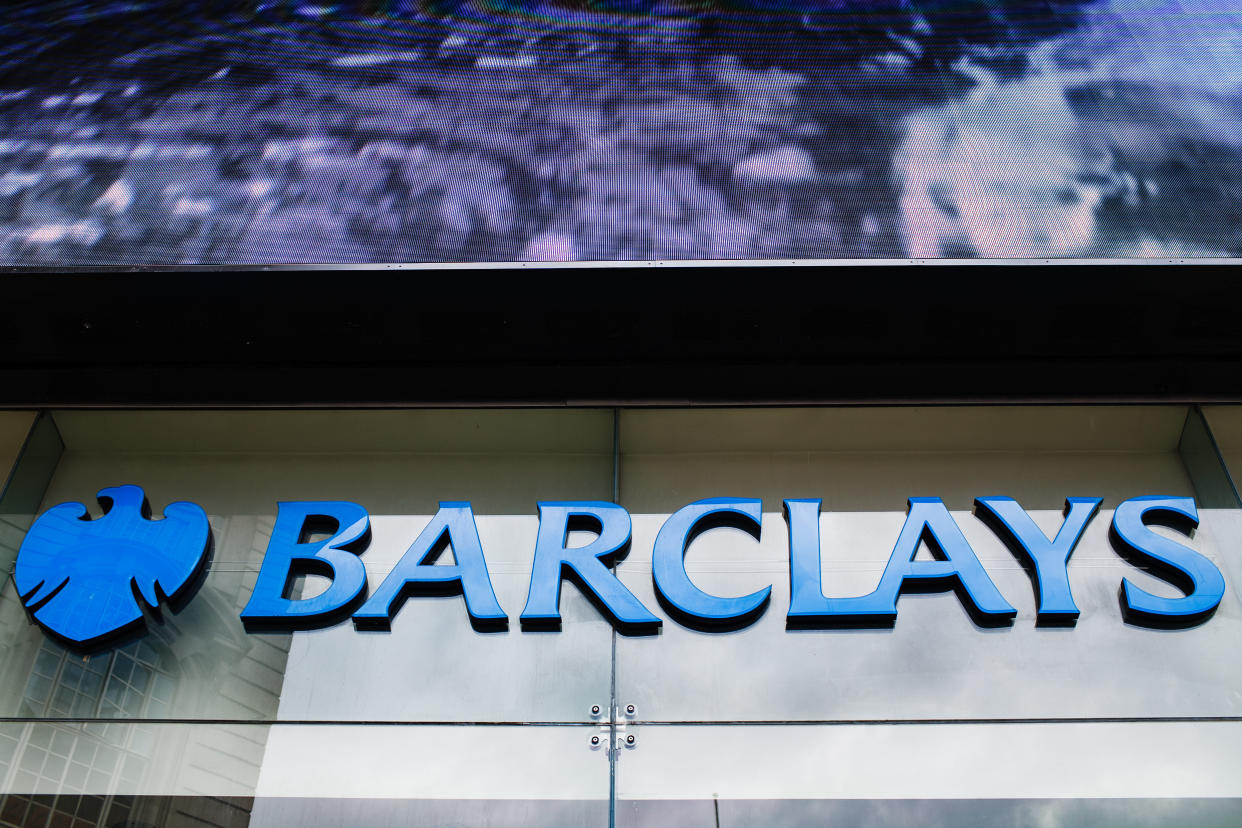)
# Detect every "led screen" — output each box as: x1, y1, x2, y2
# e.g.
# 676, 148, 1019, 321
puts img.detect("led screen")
0, 0, 1238, 264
